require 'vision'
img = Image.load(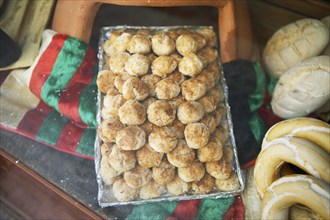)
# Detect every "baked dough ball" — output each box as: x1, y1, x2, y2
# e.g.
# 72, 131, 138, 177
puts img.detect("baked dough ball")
122, 77, 149, 101
127, 34, 151, 54
147, 100, 176, 126
101, 108, 117, 121
207, 85, 224, 104
97, 70, 116, 93
147, 53, 158, 63
215, 172, 240, 191
123, 165, 152, 188
98, 118, 124, 143
207, 62, 221, 82
136, 144, 164, 168
213, 122, 230, 146
178, 53, 203, 77
151, 33, 175, 56
142, 97, 157, 109
181, 79, 207, 101
169, 53, 182, 63
109, 52, 130, 74
104, 32, 132, 56
118, 100, 146, 125
112, 178, 139, 202
200, 114, 217, 133
100, 142, 112, 156
168, 119, 186, 139
167, 140, 195, 167
148, 127, 178, 153
170, 95, 186, 109
196, 28, 217, 47
206, 155, 232, 180
195, 69, 215, 91
167, 70, 186, 85
103, 94, 126, 117
212, 104, 227, 126
198, 138, 223, 163
197, 47, 218, 66
184, 123, 211, 149
191, 173, 215, 194
141, 74, 161, 97
178, 161, 205, 182
116, 126, 146, 150
140, 120, 157, 136
155, 78, 181, 100
192, 32, 207, 50
166, 30, 180, 40
139, 180, 166, 200
108, 145, 136, 172
151, 56, 177, 78
100, 154, 121, 185
125, 54, 150, 76
177, 101, 204, 124
166, 176, 191, 195
197, 95, 217, 114
114, 72, 131, 93
176, 34, 198, 56
152, 158, 176, 185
